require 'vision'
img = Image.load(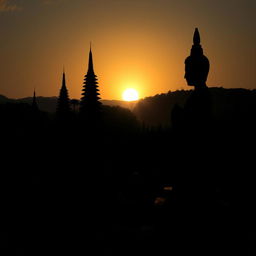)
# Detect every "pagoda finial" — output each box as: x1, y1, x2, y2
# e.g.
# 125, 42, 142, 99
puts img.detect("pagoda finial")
88, 43, 94, 74
62, 69, 66, 88
32, 88, 39, 111
193, 28, 200, 45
